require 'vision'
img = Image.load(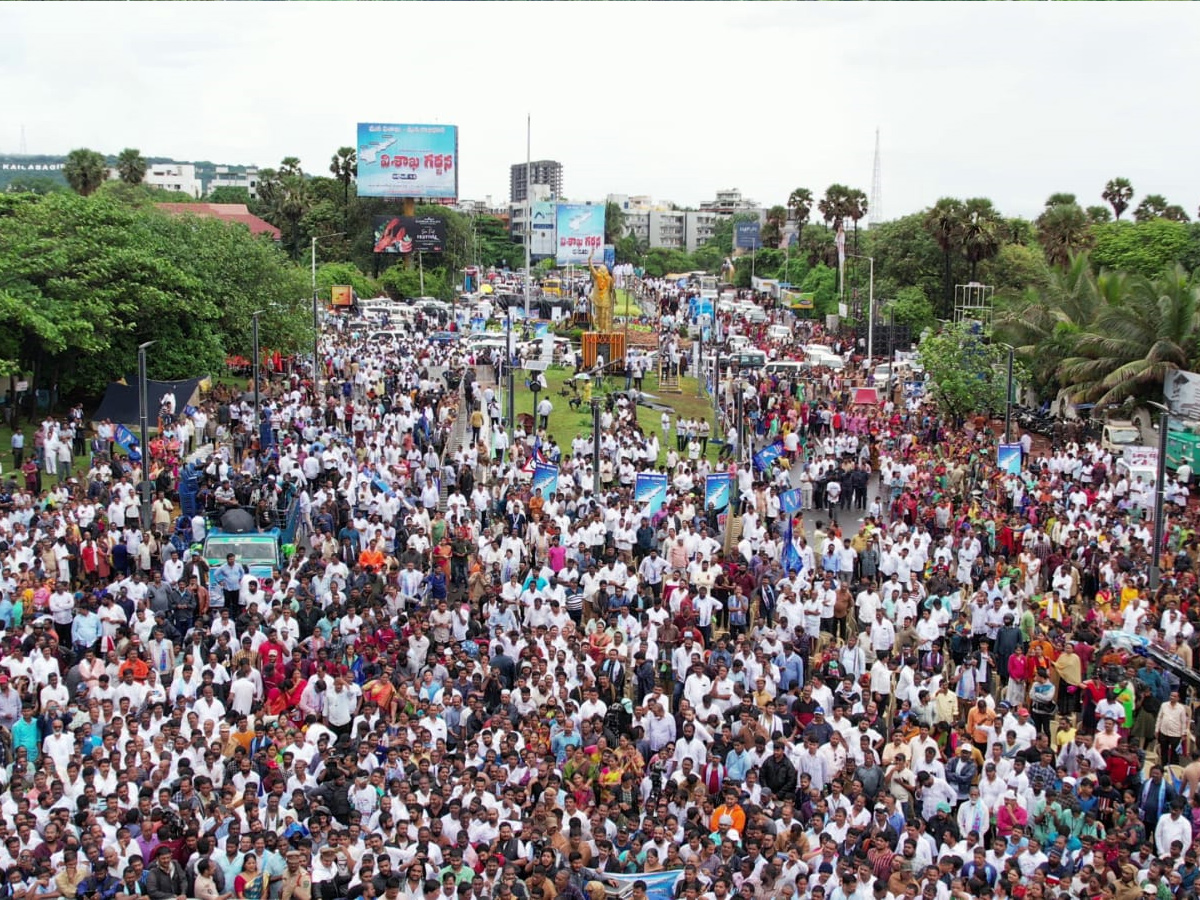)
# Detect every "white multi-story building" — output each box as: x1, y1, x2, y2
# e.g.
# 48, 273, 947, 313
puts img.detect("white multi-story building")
205, 166, 260, 199
109, 162, 203, 197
